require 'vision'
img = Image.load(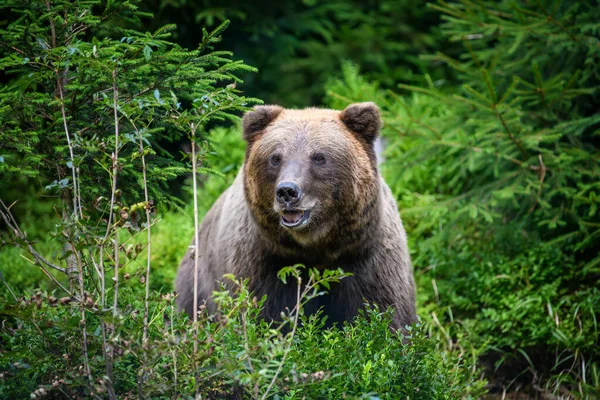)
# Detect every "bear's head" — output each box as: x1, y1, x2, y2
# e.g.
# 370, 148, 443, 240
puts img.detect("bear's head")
242, 103, 382, 249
